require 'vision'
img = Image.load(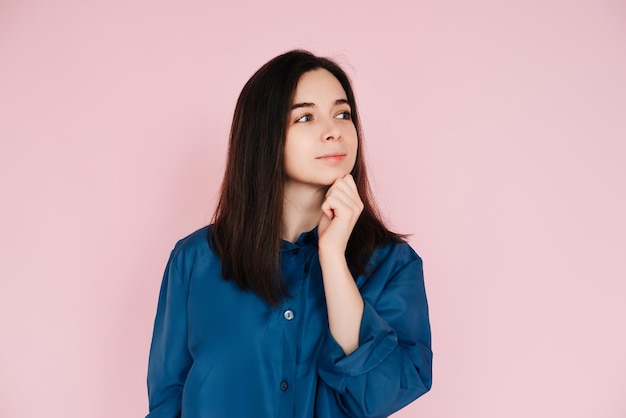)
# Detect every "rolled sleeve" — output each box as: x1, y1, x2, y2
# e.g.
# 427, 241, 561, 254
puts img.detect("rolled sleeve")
318, 301, 398, 390
316, 254, 433, 418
